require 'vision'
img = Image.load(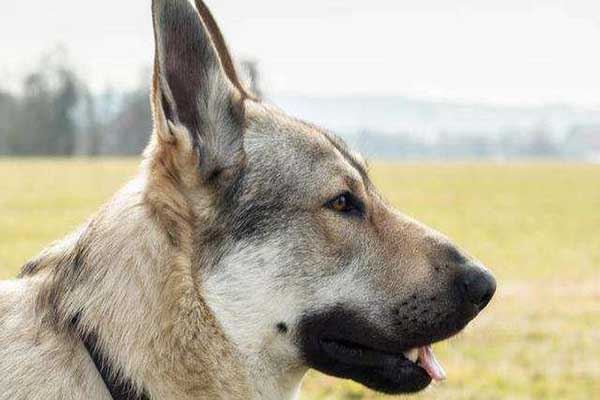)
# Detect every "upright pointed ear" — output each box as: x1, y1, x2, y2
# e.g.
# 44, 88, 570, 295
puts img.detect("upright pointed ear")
193, 0, 259, 101
152, 0, 245, 184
